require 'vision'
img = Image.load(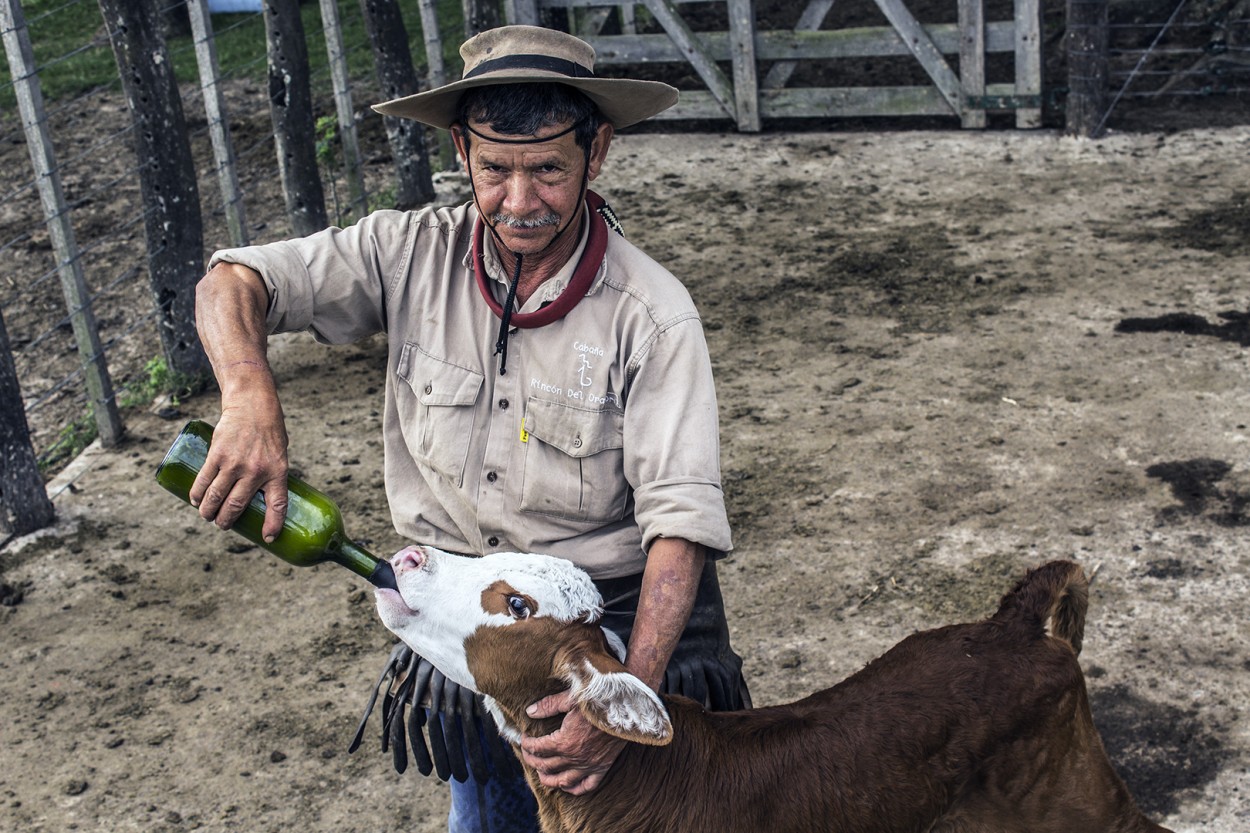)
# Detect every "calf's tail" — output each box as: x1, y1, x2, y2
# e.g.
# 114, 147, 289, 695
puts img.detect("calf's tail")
992, 560, 1089, 656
